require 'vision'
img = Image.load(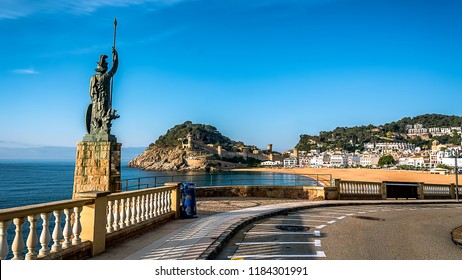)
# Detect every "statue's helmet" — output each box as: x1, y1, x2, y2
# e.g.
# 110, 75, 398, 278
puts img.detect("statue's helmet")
95, 55, 109, 73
